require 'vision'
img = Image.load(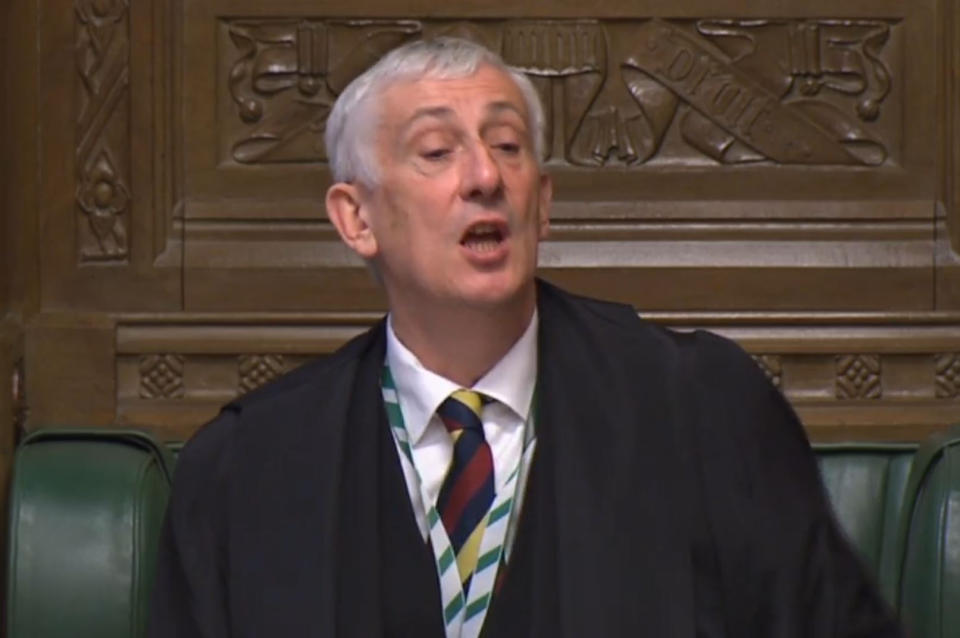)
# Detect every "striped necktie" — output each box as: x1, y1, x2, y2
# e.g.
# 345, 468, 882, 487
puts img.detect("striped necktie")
436, 389, 495, 595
